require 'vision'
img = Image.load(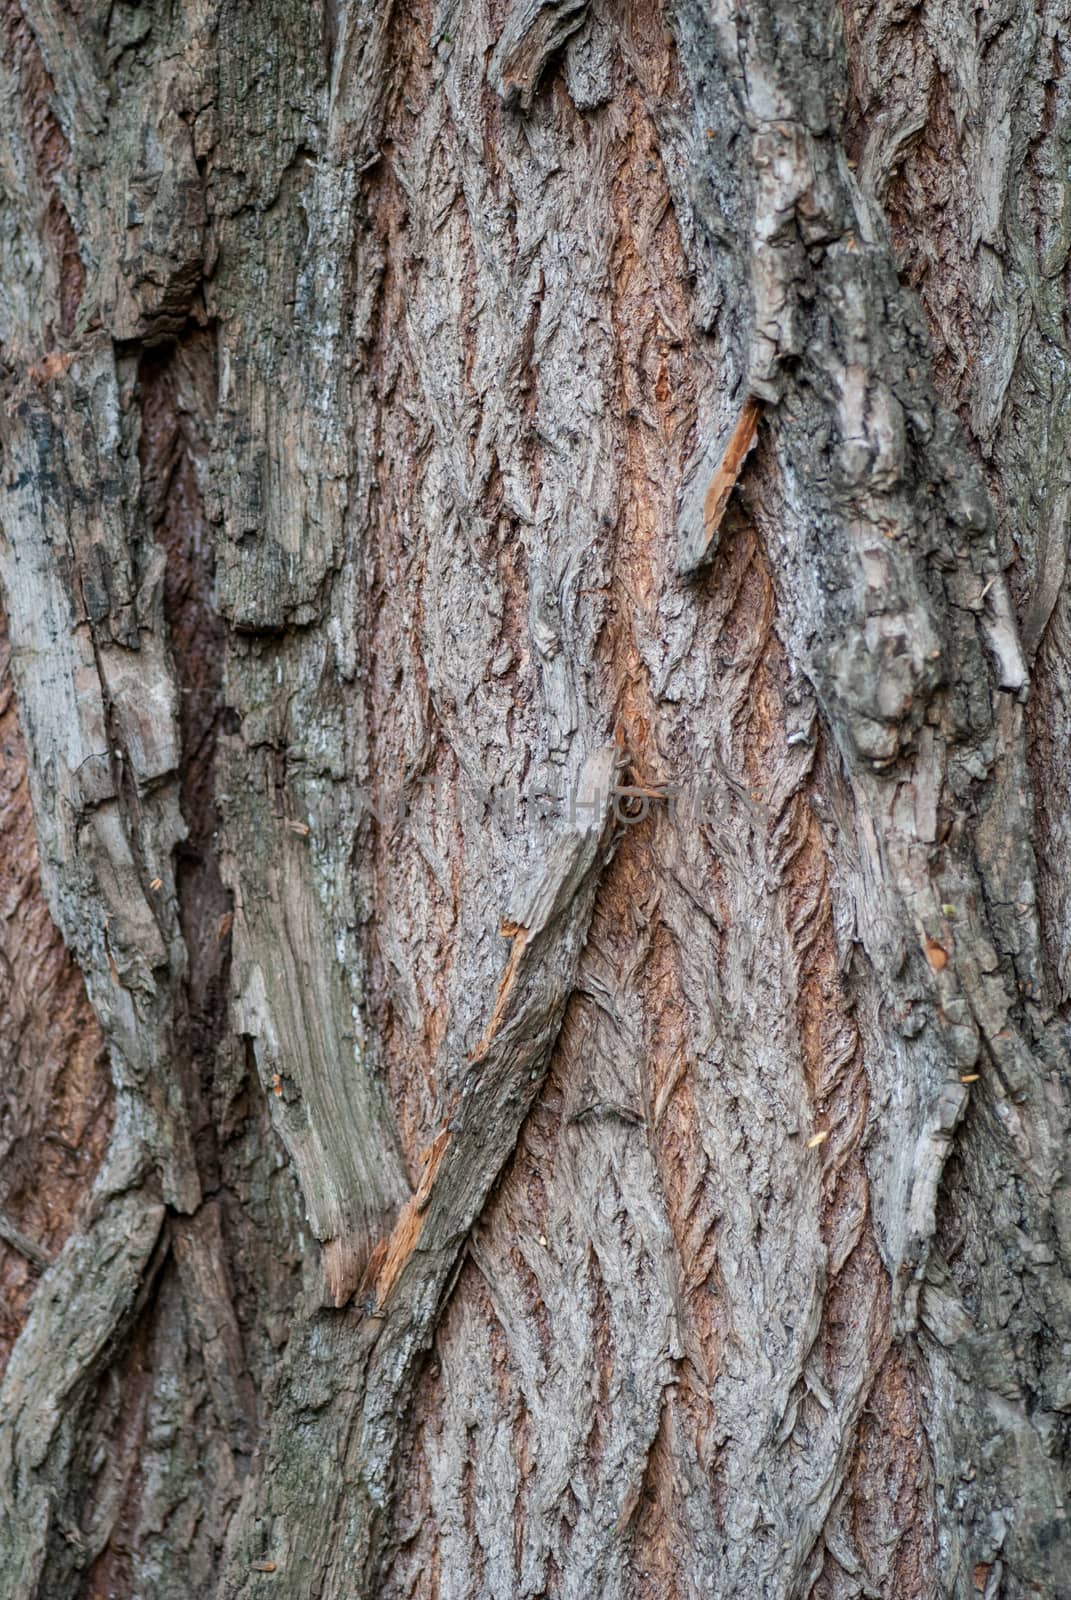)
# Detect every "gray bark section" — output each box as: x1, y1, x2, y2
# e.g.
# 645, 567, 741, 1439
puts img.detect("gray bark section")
0, 0, 1068, 1596
675, 4, 1071, 1591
